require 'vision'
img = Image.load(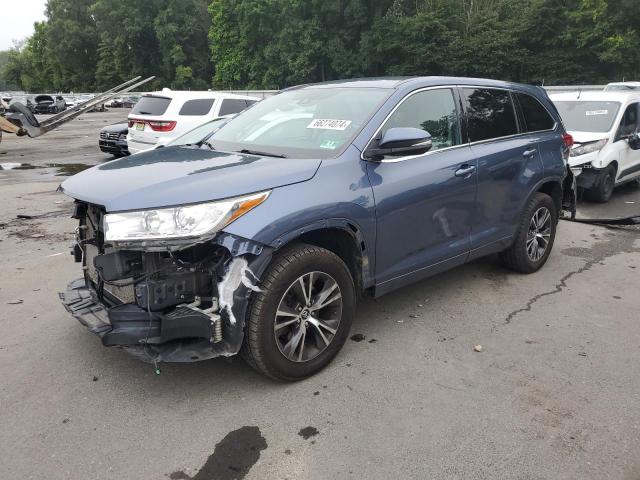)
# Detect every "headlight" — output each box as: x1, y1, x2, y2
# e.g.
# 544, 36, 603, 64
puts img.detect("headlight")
104, 191, 270, 242
570, 138, 608, 157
